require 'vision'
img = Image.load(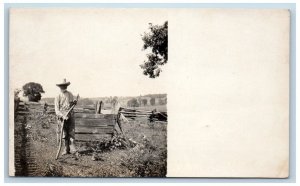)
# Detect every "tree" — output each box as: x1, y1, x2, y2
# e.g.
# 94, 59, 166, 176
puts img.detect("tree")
111, 96, 119, 106
142, 99, 148, 106
140, 21, 168, 78
111, 96, 120, 114
159, 98, 167, 105
22, 82, 45, 102
150, 97, 156, 106
127, 98, 140, 107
